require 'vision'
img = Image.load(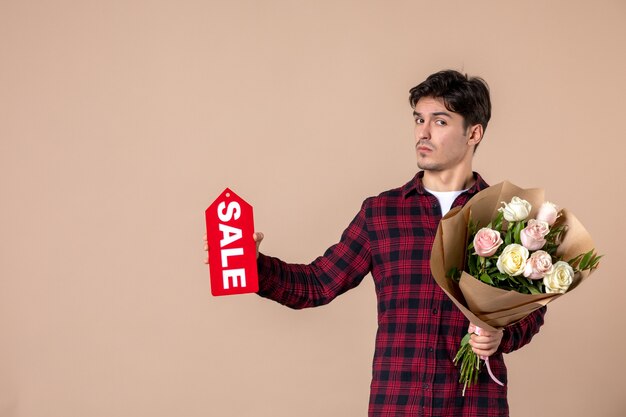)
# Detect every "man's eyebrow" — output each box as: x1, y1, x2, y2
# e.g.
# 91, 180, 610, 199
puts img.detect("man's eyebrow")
413, 111, 453, 118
